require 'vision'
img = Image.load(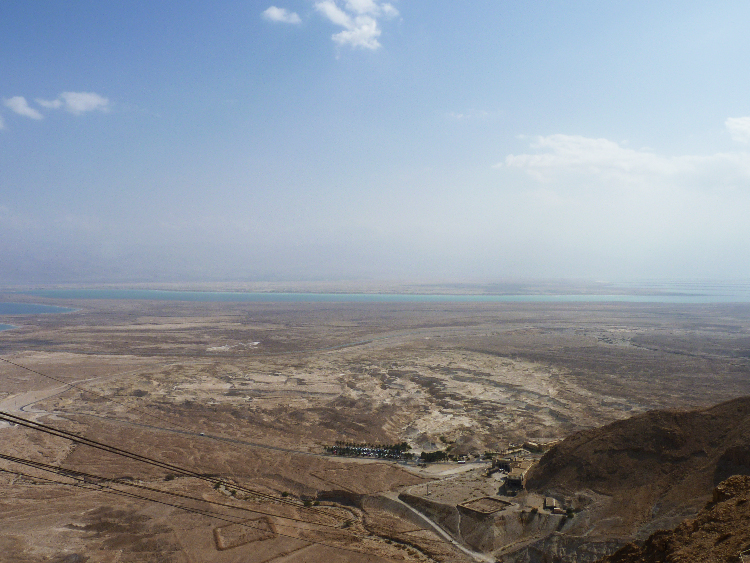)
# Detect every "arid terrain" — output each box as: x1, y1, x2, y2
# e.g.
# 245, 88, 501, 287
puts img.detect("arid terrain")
1, 291, 750, 562
599, 474, 750, 563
